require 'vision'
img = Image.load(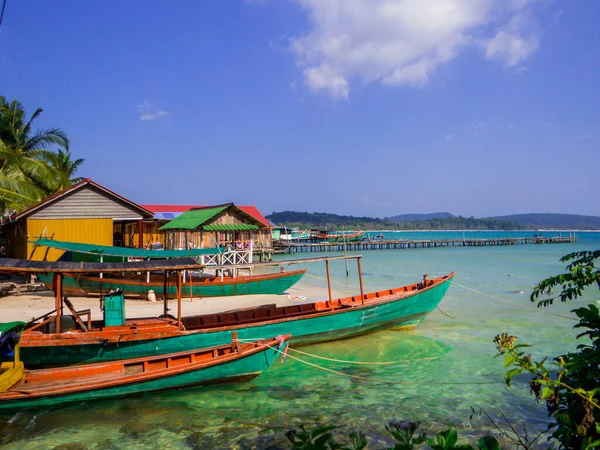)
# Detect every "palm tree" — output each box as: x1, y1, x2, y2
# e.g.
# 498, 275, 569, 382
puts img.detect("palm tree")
53, 149, 85, 185
0, 97, 78, 212
0, 96, 69, 156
